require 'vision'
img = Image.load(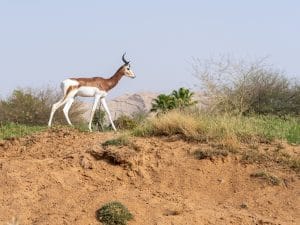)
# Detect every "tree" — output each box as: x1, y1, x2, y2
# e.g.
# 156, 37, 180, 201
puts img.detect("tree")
151, 94, 176, 113
151, 88, 197, 113
192, 56, 300, 115
172, 87, 197, 109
